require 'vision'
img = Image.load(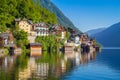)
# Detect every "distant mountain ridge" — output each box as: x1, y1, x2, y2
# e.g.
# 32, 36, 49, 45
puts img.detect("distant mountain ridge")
86, 28, 106, 36
93, 22, 120, 47
33, 0, 81, 33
